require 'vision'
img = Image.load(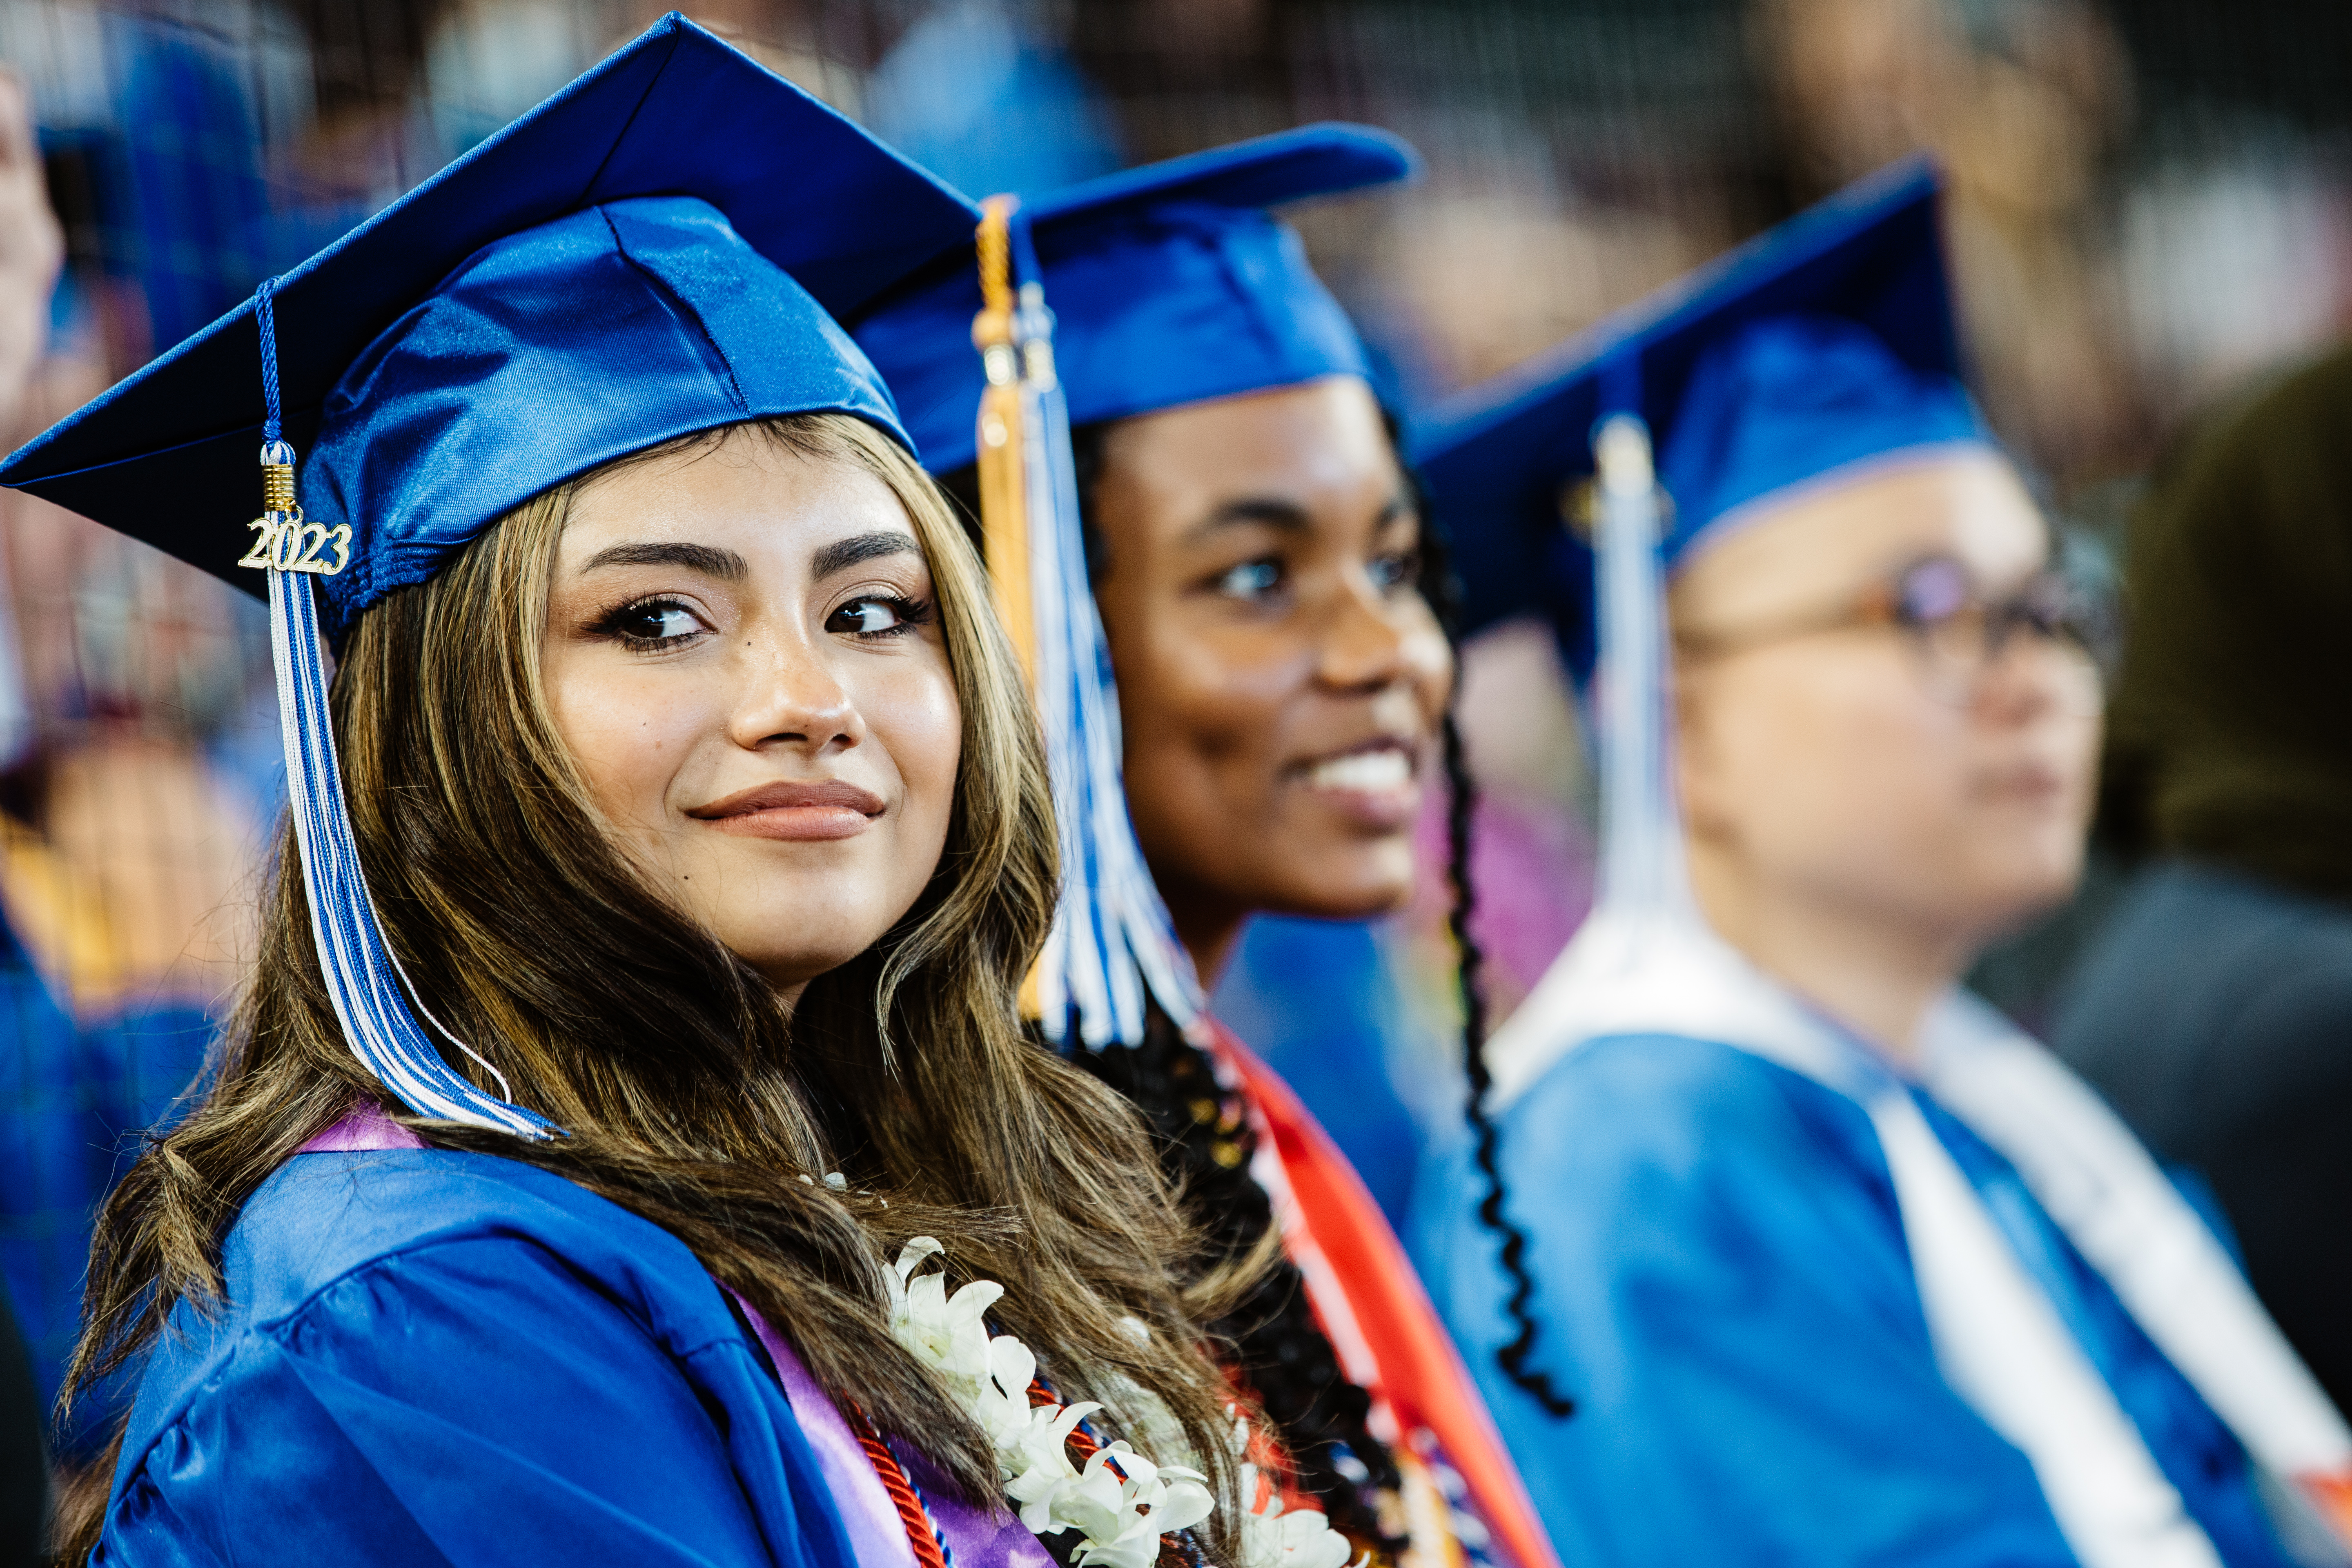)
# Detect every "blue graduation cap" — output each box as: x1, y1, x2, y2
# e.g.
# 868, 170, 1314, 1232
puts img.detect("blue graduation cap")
1413, 159, 1991, 919
846, 125, 1417, 1053
852, 122, 1417, 471
5, 13, 976, 633
1414, 157, 1985, 680
0, 15, 980, 1135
